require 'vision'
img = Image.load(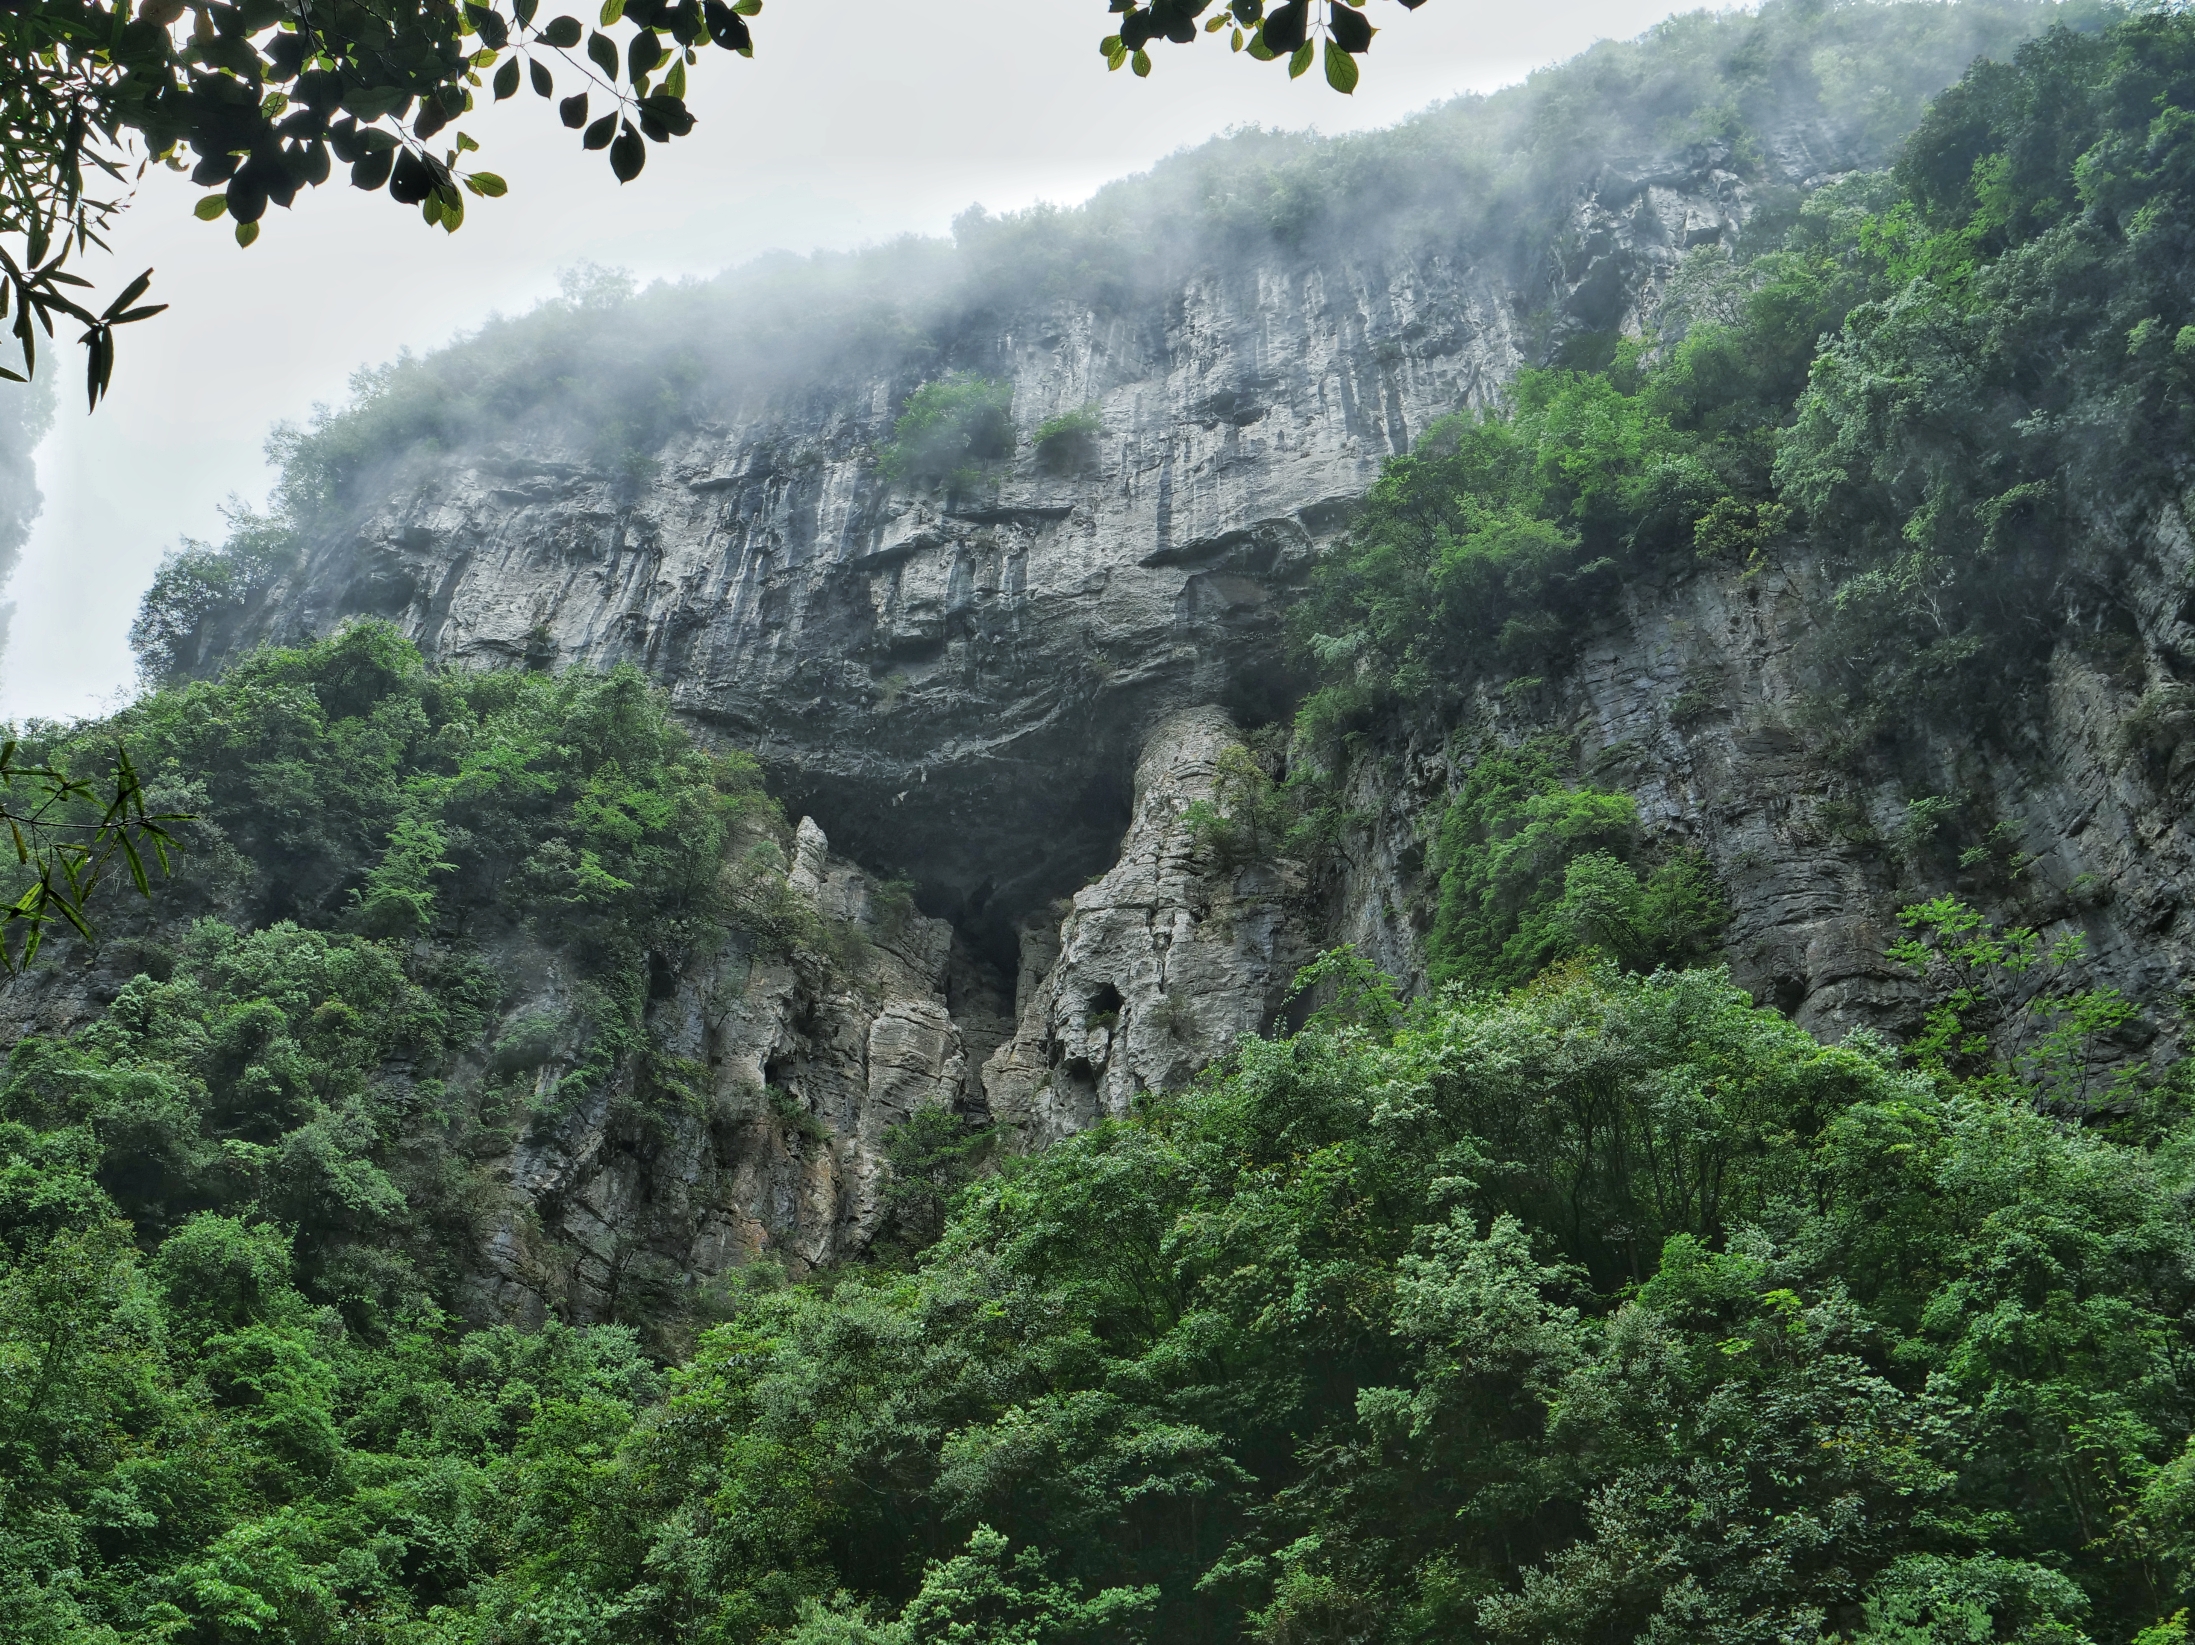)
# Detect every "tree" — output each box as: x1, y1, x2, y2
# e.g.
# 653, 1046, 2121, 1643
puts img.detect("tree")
0, 0, 1415, 407
0, 736, 184, 975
